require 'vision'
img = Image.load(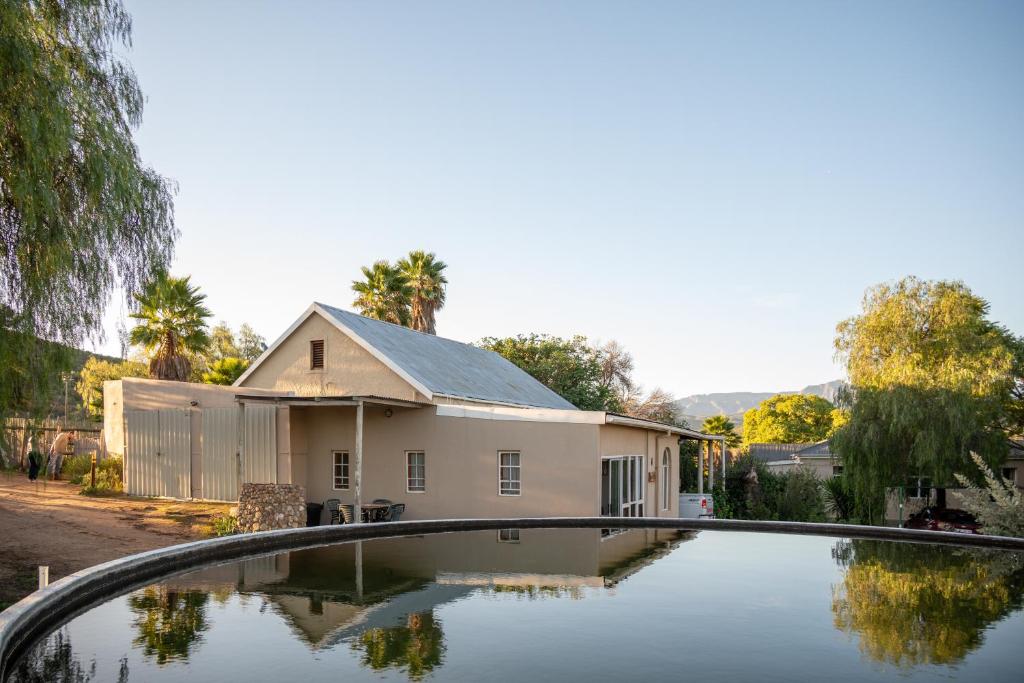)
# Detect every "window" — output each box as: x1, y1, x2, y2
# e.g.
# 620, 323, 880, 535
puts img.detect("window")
407, 451, 426, 492
1001, 467, 1017, 483
906, 476, 931, 499
661, 448, 671, 510
601, 455, 645, 517
310, 339, 325, 370
498, 451, 521, 496
832, 465, 844, 476
332, 451, 349, 490
497, 529, 520, 543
